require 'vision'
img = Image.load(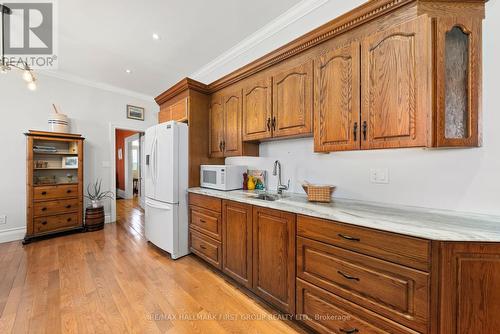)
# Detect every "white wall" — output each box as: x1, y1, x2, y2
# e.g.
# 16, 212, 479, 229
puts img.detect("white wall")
223, 1, 500, 215
0, 73, 158, 242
